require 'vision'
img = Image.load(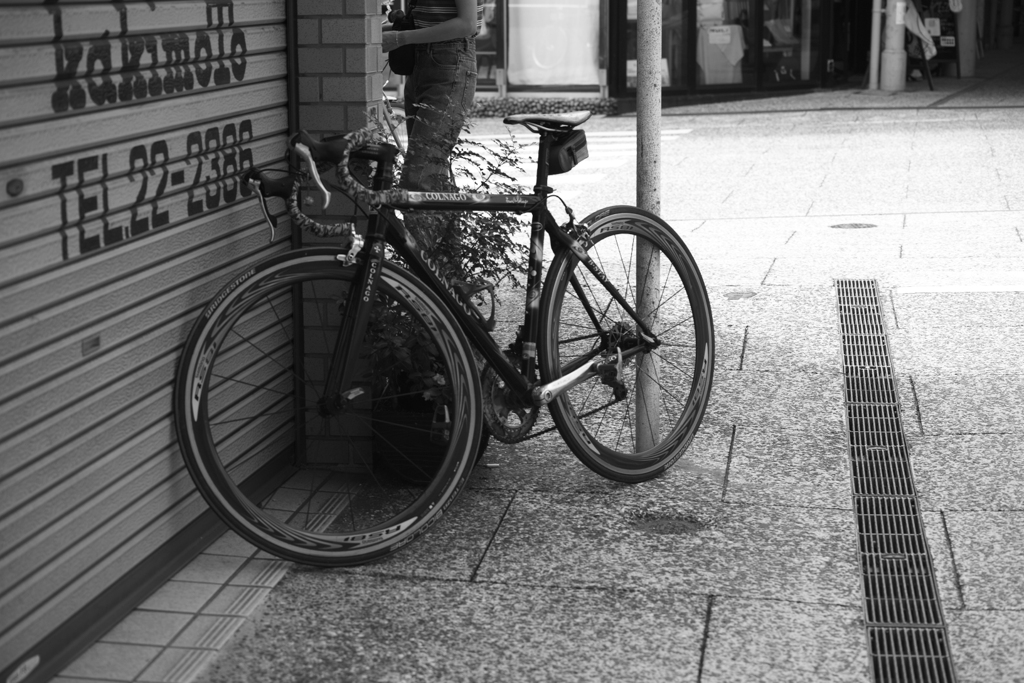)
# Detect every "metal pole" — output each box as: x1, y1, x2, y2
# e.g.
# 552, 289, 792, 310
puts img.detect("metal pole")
635, 0, 660, 451
997, 0, 1014, 49
957, 0, 979, 76
869, 0, 883, 89
880, 0, 907, 92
